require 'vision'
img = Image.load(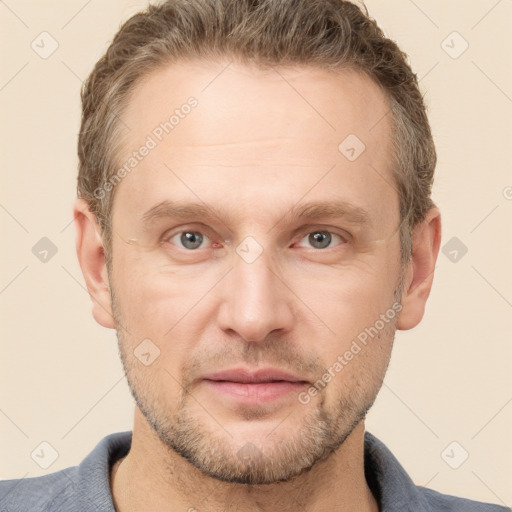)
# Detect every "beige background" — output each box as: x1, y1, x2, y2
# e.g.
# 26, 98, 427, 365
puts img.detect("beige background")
1, 0, 511, 507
